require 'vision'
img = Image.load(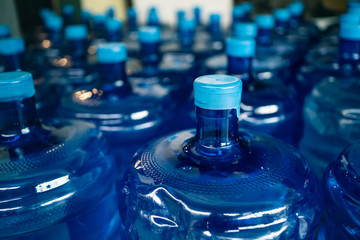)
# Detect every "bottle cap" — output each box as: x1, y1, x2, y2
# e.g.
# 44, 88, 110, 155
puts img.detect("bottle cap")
210, 14, 220, 24
340, 13, 360, 25
340, 23, 360, 40
241, 2, 253, 13
39, 8, 55, 20
0, 71, 35, 101
0, 24, 10, 38
45, 15, 63, 31
128, 7, 136, 17
81, 10, 92, 20
0, 38, 25, 55
97, 42, 127, 63
147, 7, 160, 25
65, 25, 88, 40
138, 27, 160, 43
107, 6, 115, 17
233, 22, 257, 38
62, 4, 75, 15
226, 38, 255, 57
288, 1, 305, 16
273, 9, 291, 21
177, 10, 185, 20
180, 18, 196, 31
194, 74, 242, 116
233, 6, 246, 18
93, 15, 106, 24
106, 18, 122, 32
255, 14, 275, 29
